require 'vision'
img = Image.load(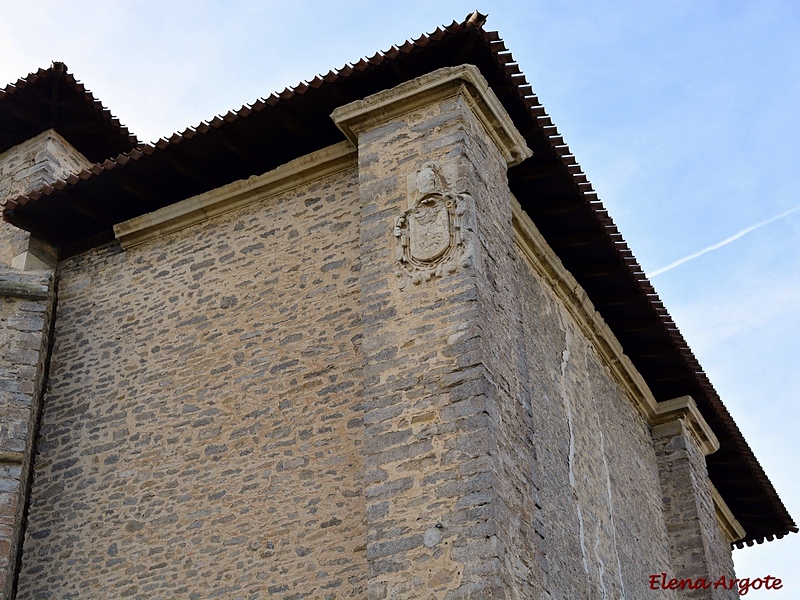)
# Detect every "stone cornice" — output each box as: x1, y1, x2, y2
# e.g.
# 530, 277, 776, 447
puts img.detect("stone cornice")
0, 452, 24, 464
331, 65, 532, 167
0, 269, 51, 300
650, 395, 720, 456
512, 197, 659, 422
512, 198, 720, 453
710, 483, 747, 543
114, 141, 356, 249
